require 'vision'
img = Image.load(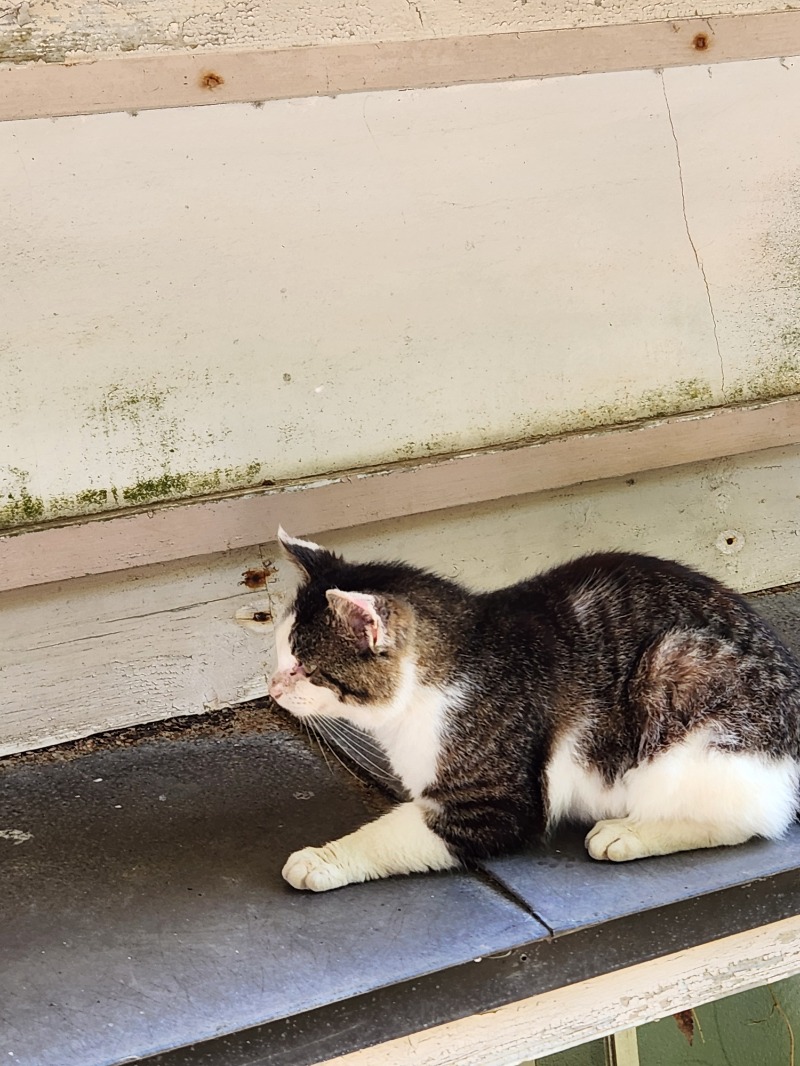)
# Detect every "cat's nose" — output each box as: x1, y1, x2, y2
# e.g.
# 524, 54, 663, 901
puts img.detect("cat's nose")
269, 670, 286, 699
